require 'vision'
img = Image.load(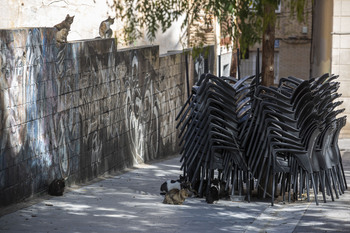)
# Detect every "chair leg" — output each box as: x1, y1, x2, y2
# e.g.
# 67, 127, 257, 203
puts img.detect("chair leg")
293, 168, 299, 201
318, 172, 327, 203
263, 164, 271, 199
247, 171, 251, 203
231, 165, 237, 197
287, 172, 292, 203
325, 170, 335, 201
238, 170, 242, 196
339, 156, 348, 189
305, 172, 310, 202
335, 165, 345, 193
281, 173, 286, 203
271, 170, 275, 206
330, 168, 339, 199
311, 173, 319, 205
314, 174, 319, 196
299, 168, 303, 199
332, 166, 343, 195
